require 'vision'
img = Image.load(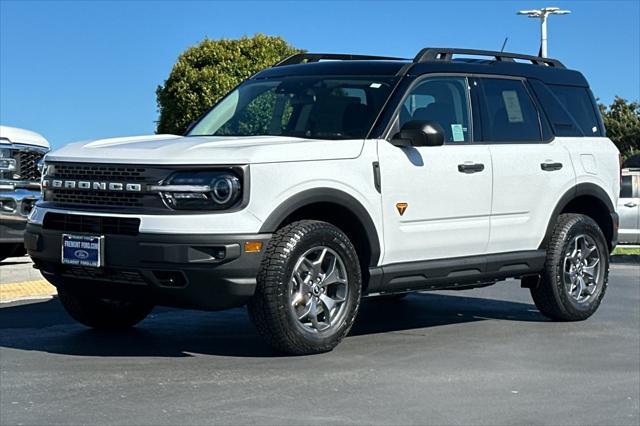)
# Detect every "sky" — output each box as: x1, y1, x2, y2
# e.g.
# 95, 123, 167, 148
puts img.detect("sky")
1, 0, 639, 149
